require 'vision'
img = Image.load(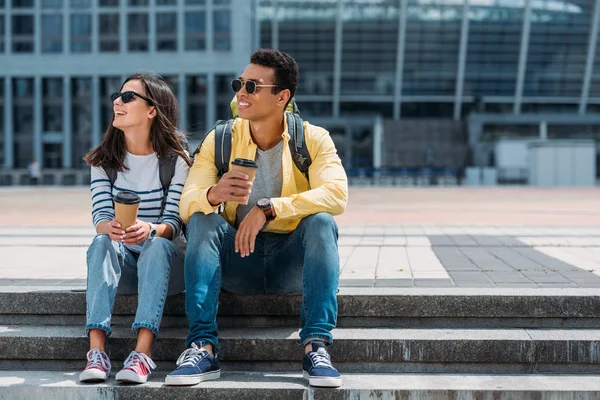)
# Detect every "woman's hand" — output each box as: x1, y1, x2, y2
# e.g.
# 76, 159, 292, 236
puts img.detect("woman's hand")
99, 220, 126, 242
123, 219, 151, 245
